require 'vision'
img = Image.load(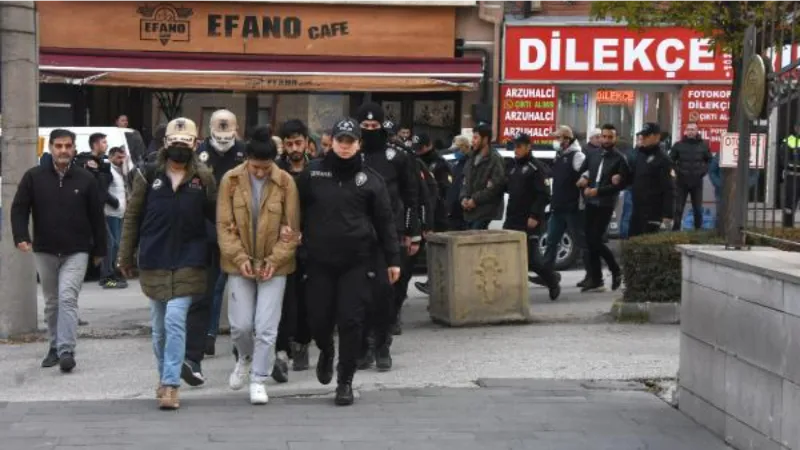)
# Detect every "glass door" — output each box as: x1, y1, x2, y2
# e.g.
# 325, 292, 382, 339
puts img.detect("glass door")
595, 89, 636, 150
